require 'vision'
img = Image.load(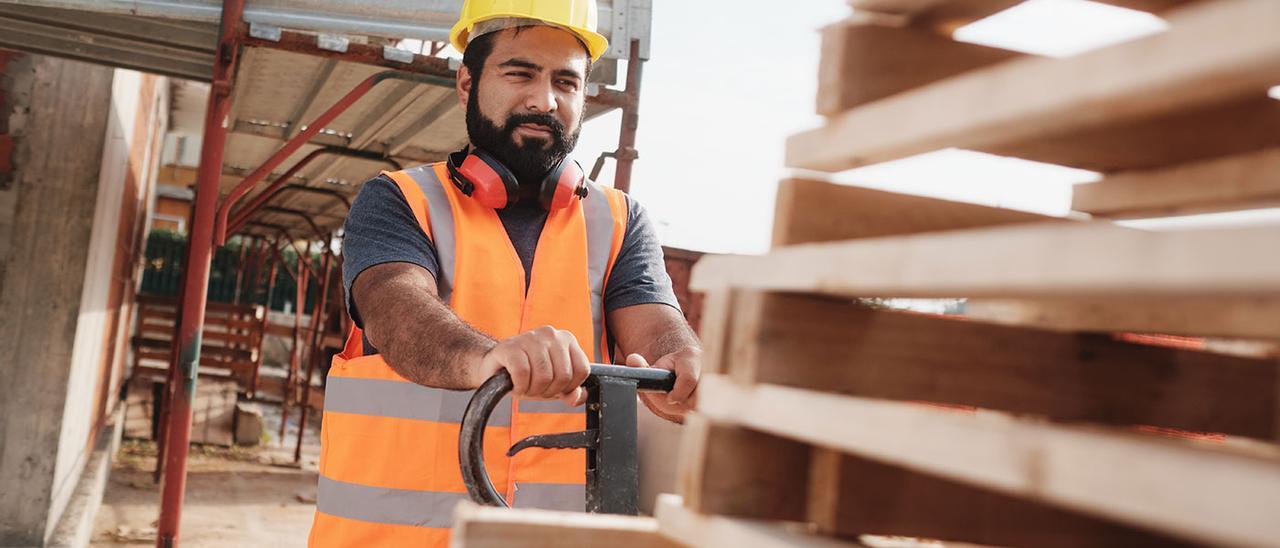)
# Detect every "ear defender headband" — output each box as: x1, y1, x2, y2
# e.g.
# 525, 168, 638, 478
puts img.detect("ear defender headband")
446, 147, 588, 211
